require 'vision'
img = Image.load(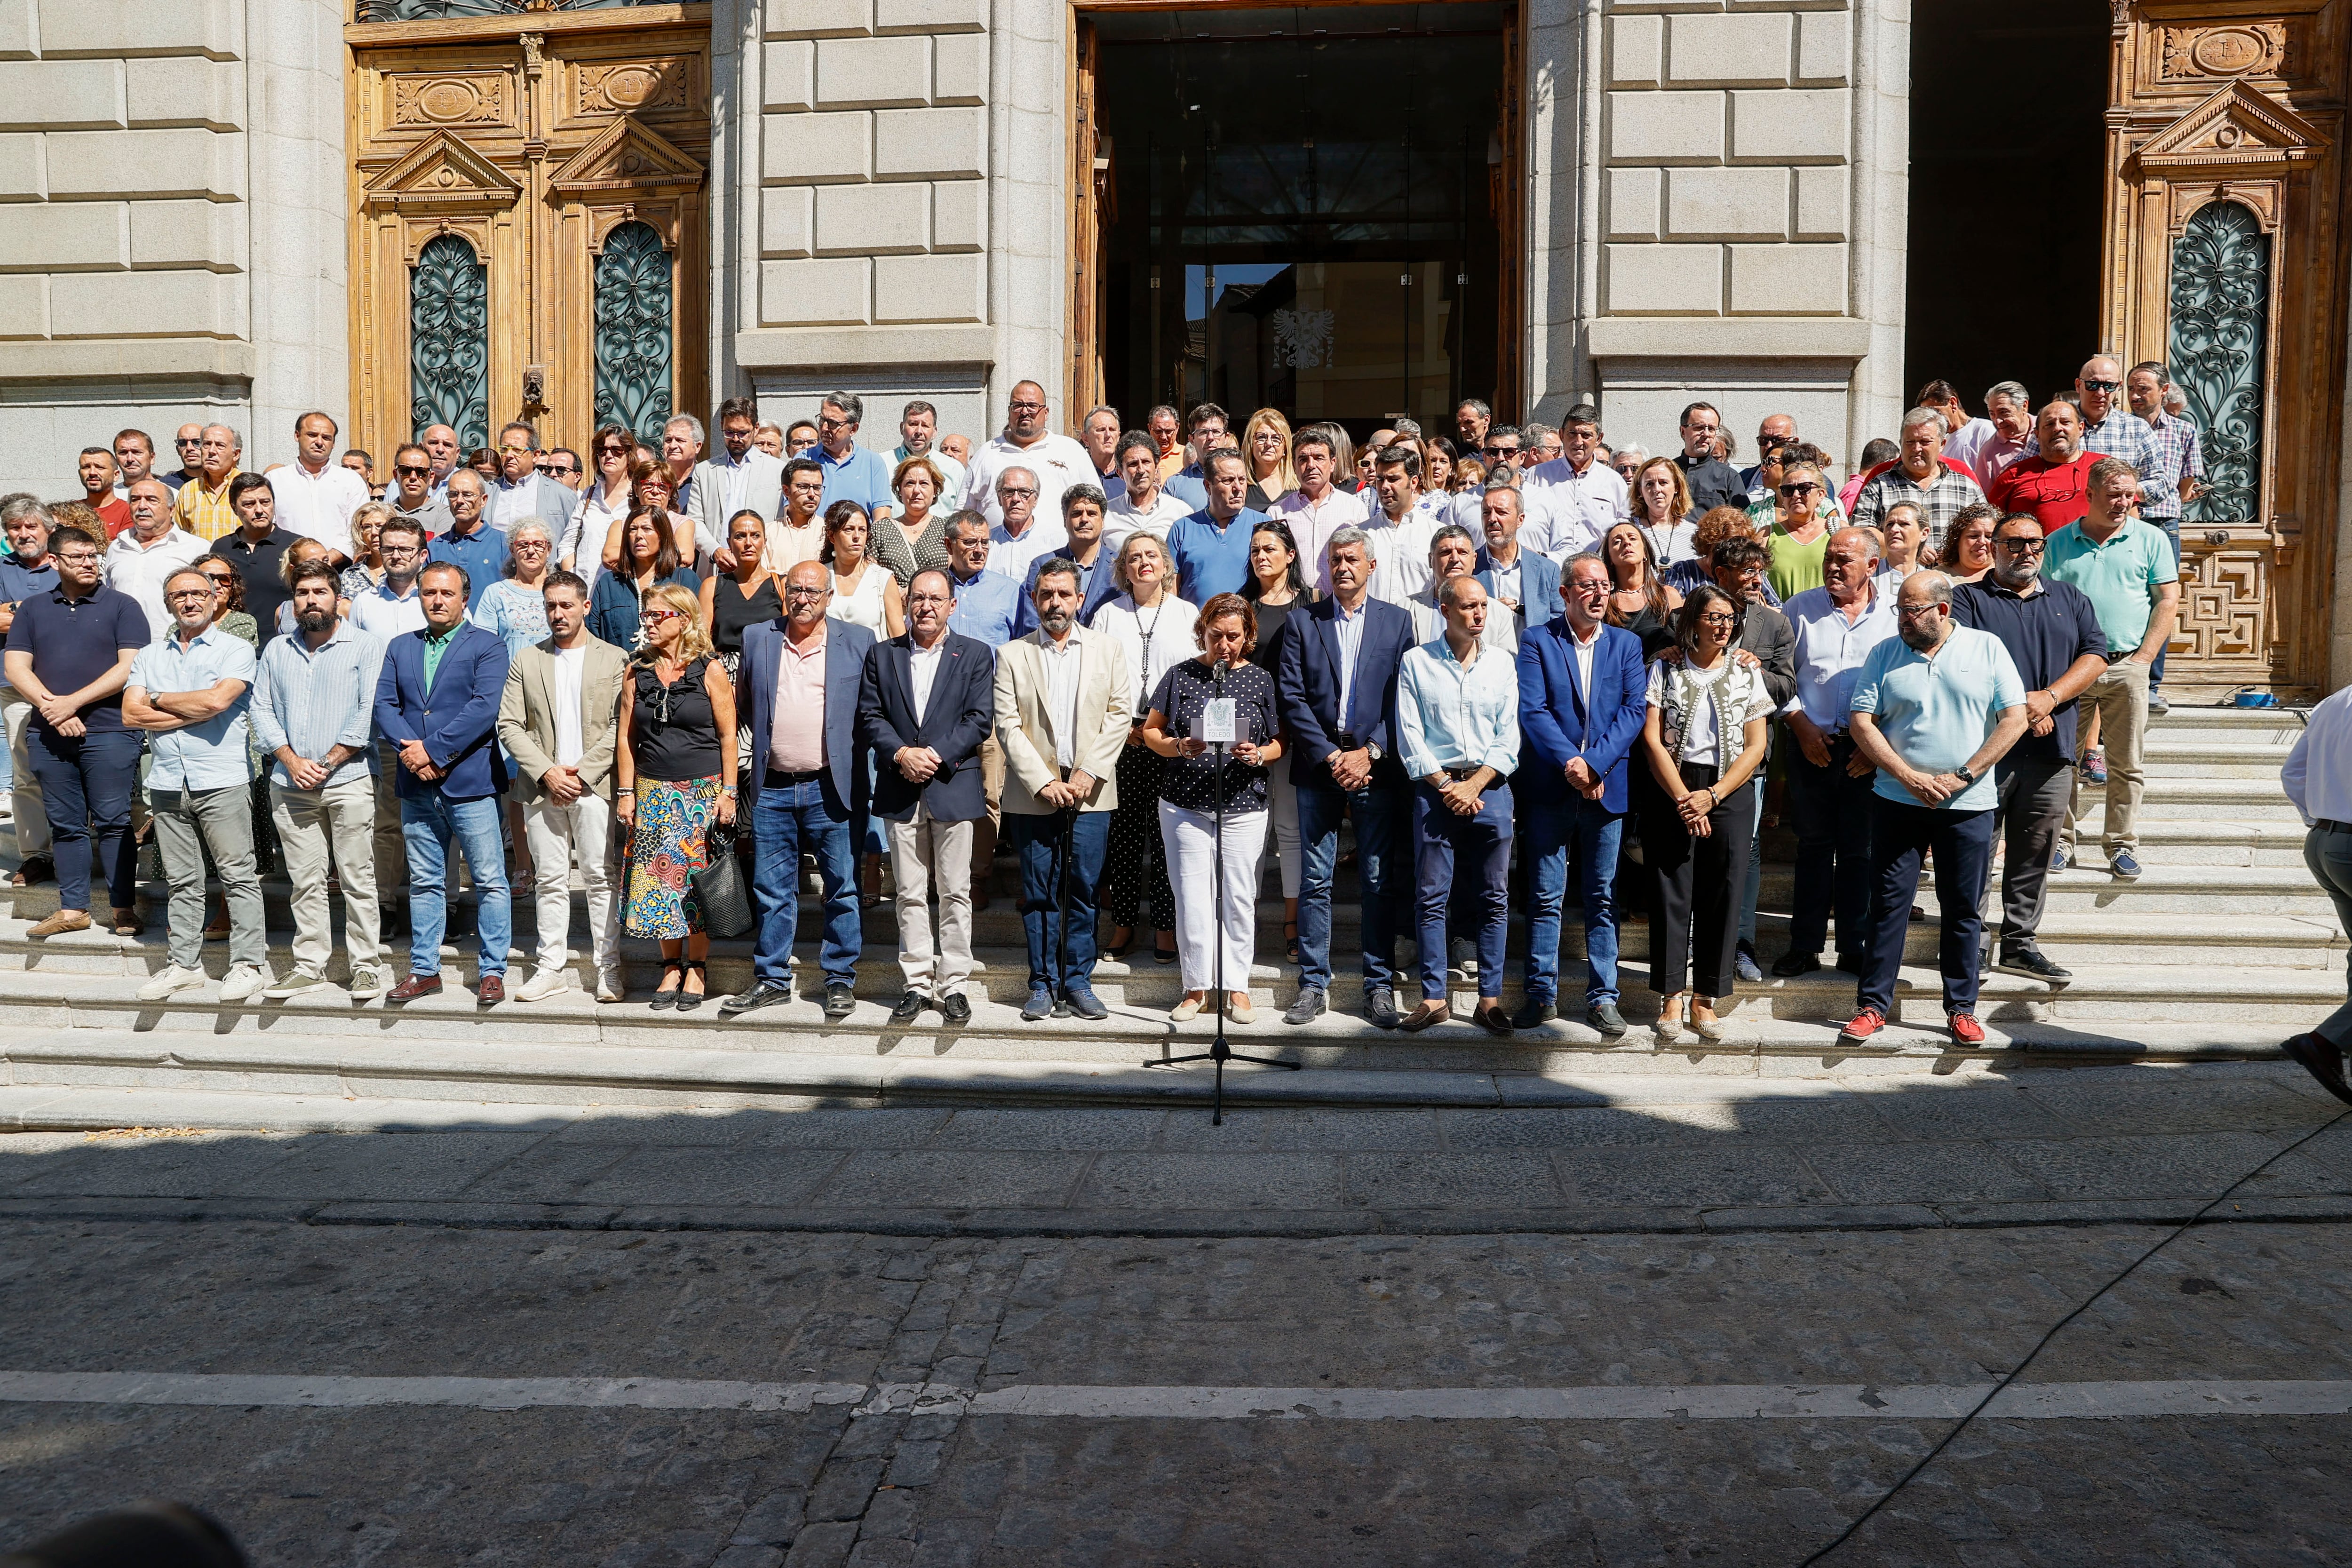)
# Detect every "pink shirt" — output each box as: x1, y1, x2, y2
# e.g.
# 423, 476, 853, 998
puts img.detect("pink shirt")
768, 627, 828, 773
